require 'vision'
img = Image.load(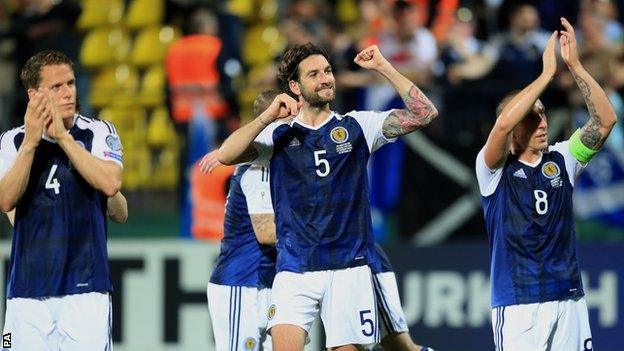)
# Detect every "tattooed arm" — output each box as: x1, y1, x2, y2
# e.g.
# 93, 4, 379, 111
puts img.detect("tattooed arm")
560, 18, 617, 150
353, 45, 438, 138
250, 214, 276, 245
